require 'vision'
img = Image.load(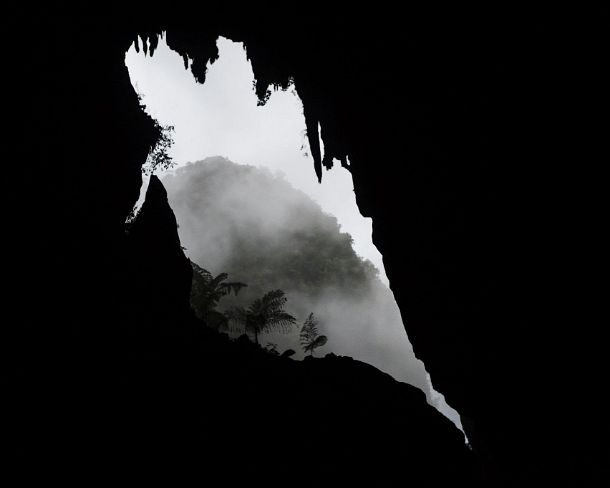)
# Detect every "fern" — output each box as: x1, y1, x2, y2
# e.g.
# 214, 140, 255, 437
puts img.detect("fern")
300, 313, 328, 357
190, 261, 247, 328
225, 289, 296, 344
